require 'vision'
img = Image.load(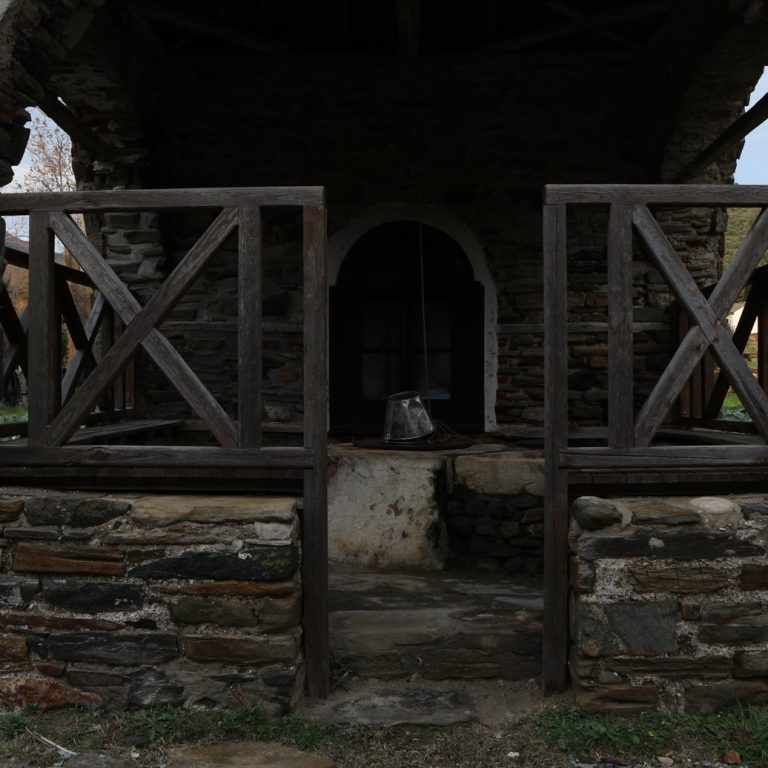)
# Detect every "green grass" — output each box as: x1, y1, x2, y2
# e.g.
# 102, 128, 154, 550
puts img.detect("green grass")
0, 403, 26, 422
530, 703, 768, 767
724, 208, 761, 273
